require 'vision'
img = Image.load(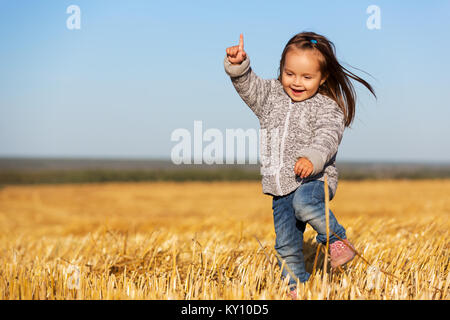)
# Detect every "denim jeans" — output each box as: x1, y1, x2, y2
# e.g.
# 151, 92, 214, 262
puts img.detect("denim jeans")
272, 179, 347, 287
